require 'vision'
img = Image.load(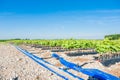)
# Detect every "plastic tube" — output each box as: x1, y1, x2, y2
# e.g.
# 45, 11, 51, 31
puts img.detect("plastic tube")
52, 53, 120, 80
16, 46, 83, 80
